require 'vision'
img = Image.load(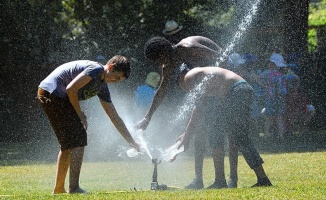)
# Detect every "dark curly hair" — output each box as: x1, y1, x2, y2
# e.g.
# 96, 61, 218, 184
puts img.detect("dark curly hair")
144, 37, 174, 62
